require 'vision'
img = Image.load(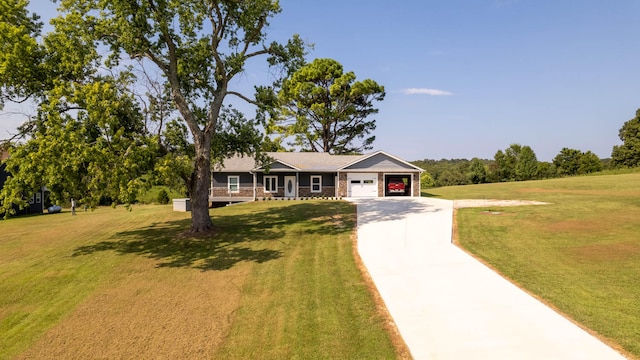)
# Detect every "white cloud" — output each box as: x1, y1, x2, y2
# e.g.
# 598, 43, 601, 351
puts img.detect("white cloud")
403, 88, 454, 96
